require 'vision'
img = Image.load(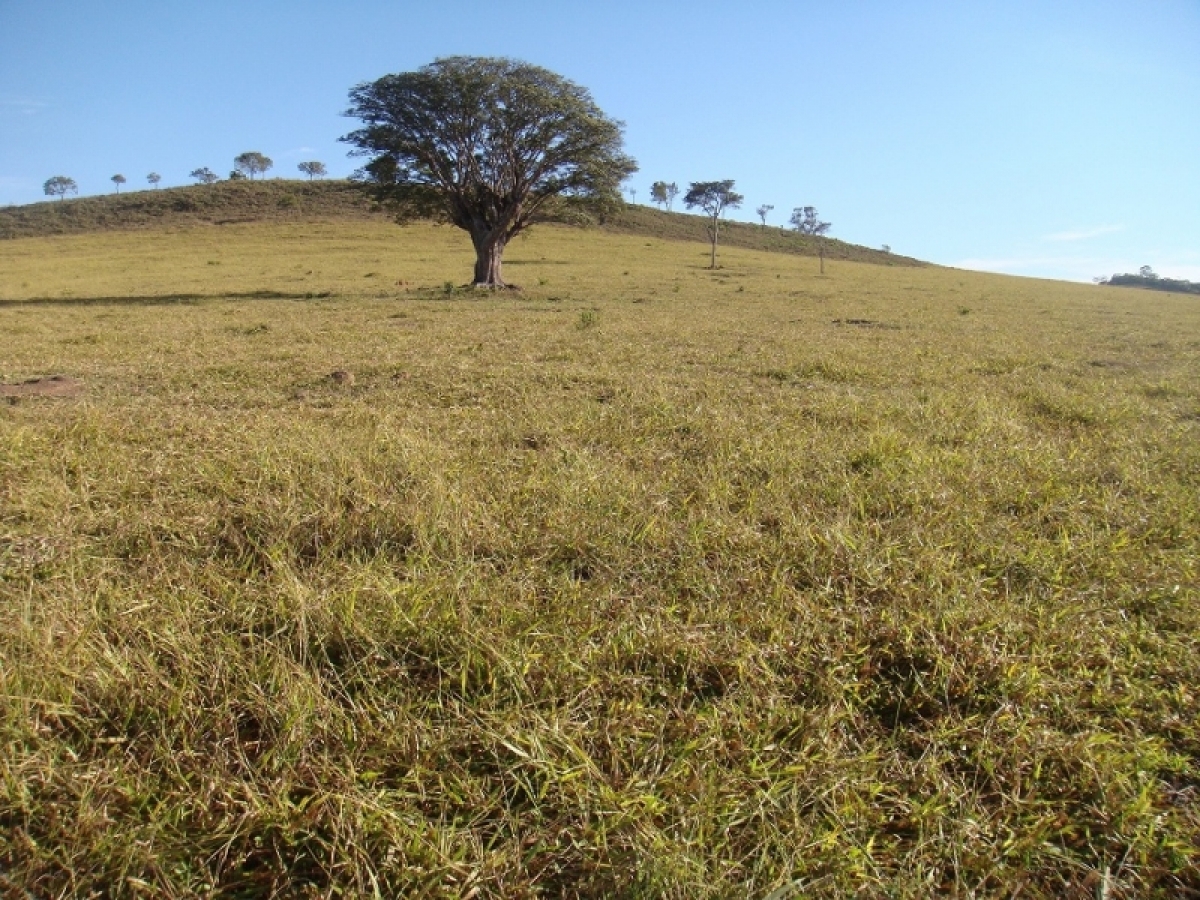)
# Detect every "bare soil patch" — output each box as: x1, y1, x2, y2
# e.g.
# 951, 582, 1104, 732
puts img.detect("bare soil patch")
0, 375, 83, 398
